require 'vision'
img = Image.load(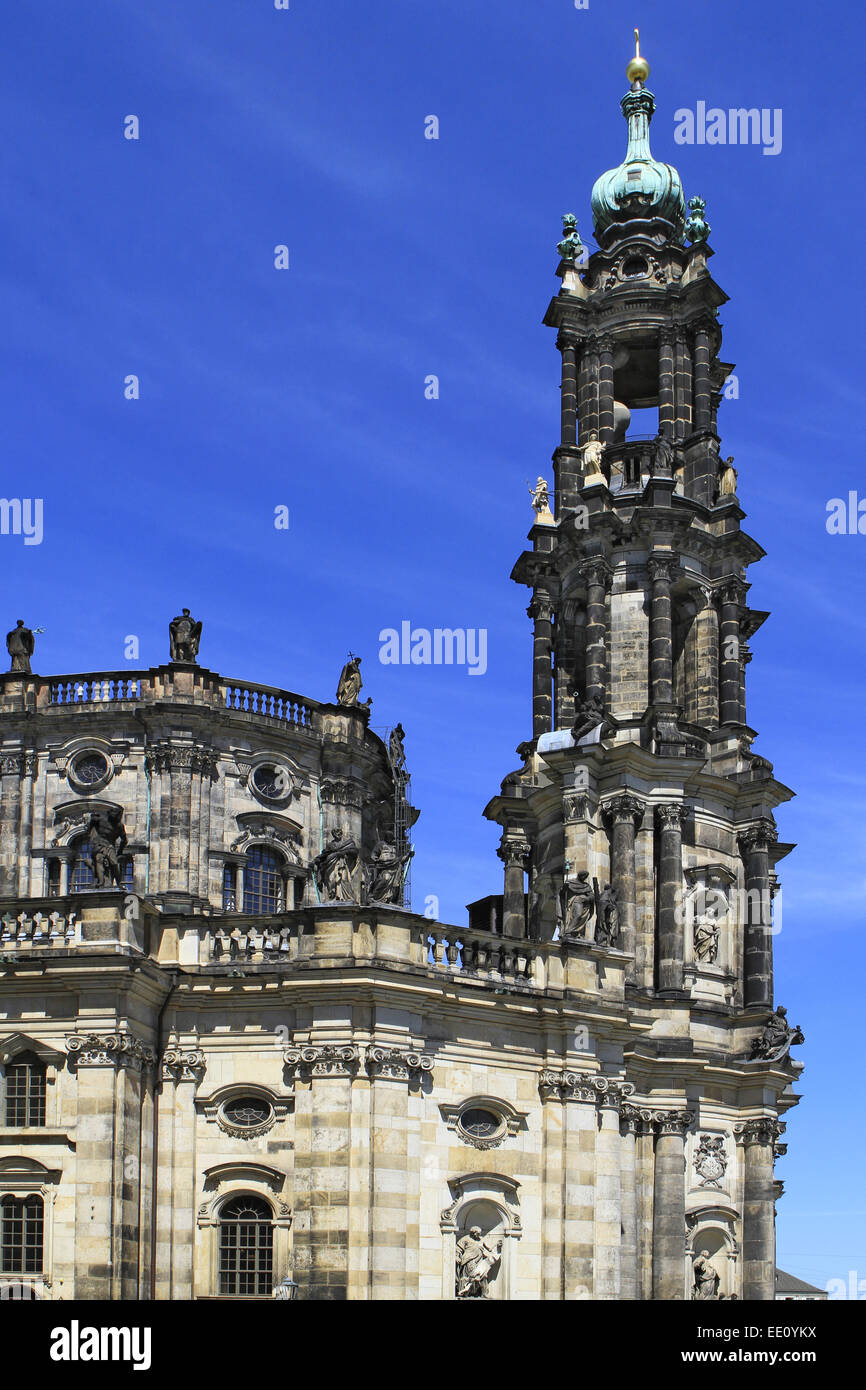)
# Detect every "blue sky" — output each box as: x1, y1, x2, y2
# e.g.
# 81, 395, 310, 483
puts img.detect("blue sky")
2, 0, 863, 1295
